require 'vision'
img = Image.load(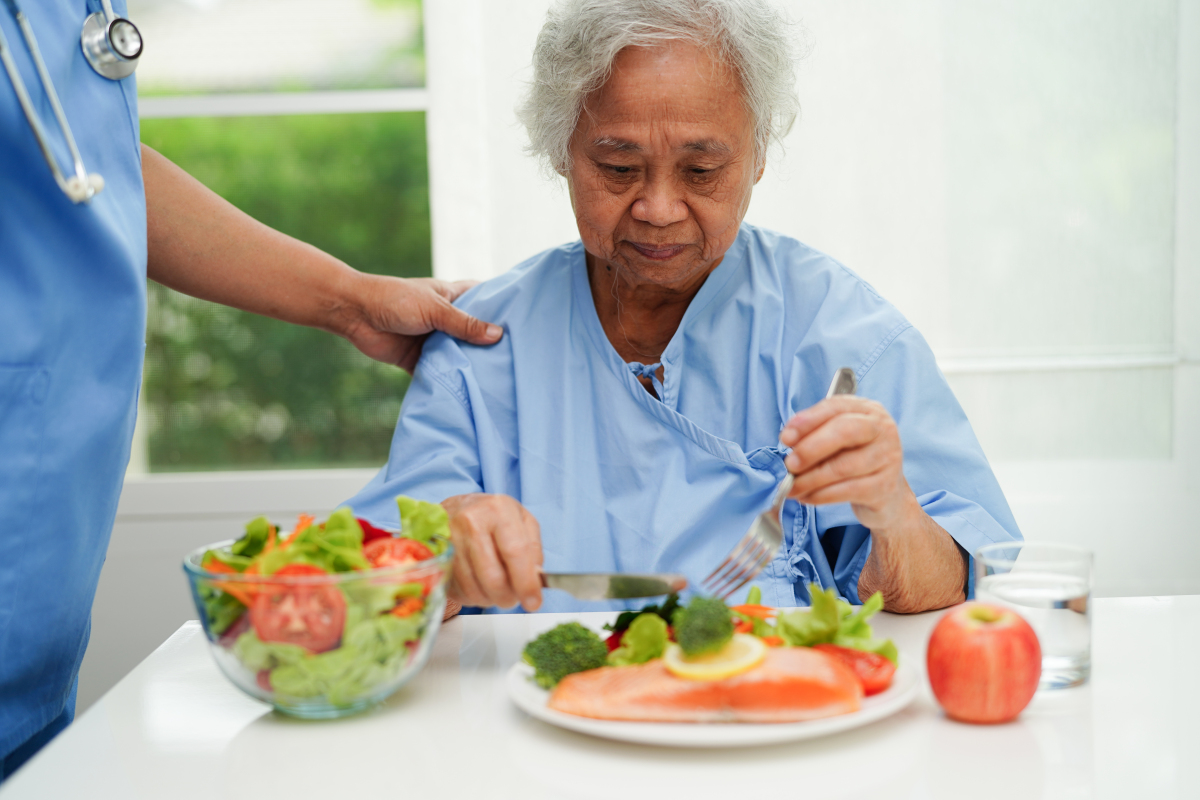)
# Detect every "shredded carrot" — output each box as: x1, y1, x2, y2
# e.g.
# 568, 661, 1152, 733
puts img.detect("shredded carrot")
285, 514, 315, 545
202, 558, 259, 606
761, 636, 785, 647
264, 524, 278, 553
391, 596, 425, 618
730, 603, 777, 619
734, 618, 754, 634
202, 558, 237, 575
